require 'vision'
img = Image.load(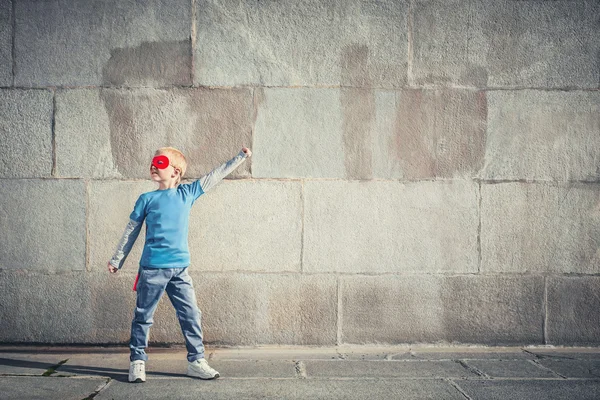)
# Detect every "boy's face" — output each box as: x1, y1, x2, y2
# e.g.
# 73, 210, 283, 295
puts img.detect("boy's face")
150, 154, 179, 182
